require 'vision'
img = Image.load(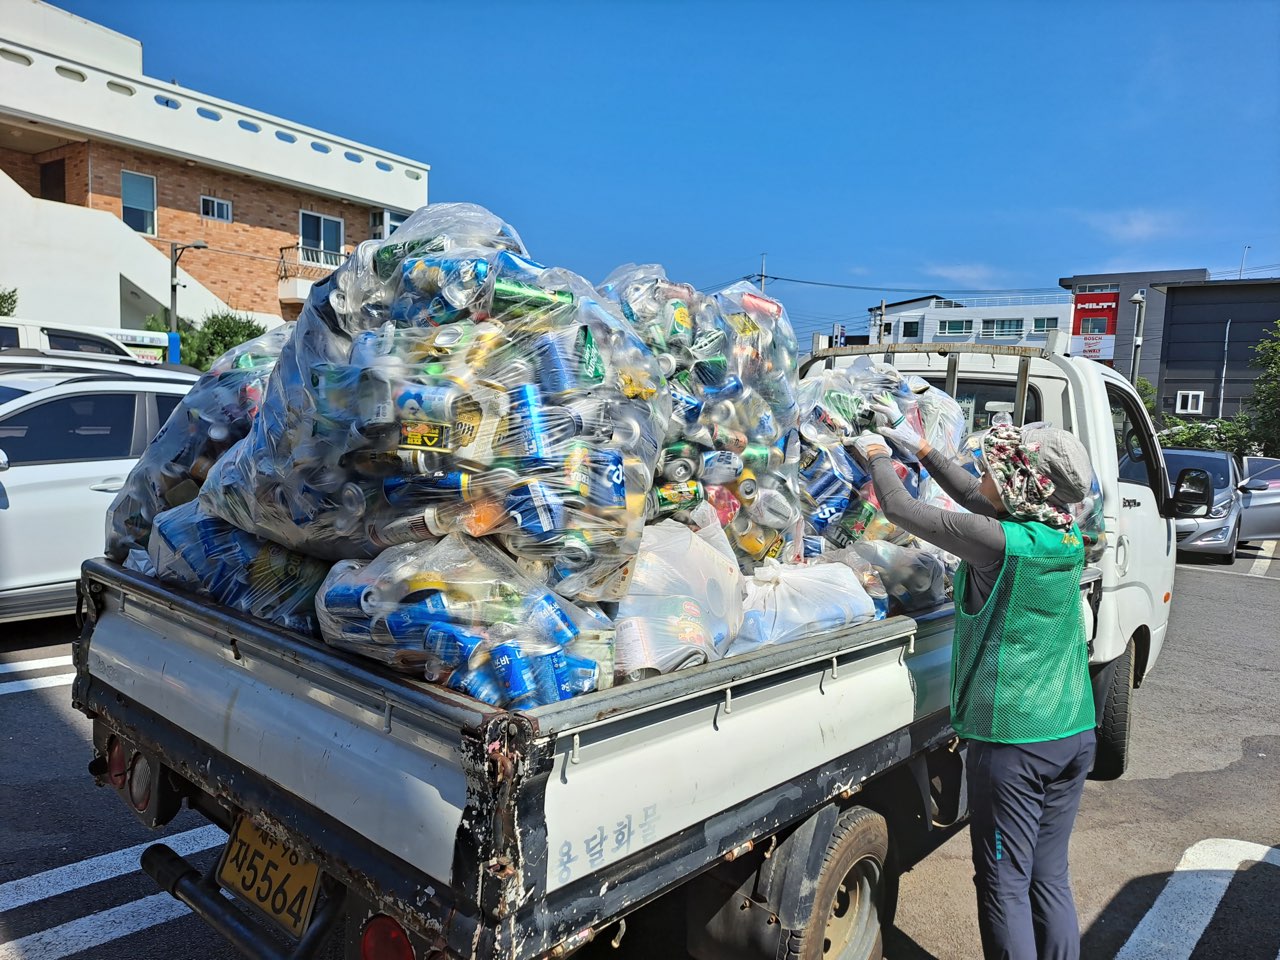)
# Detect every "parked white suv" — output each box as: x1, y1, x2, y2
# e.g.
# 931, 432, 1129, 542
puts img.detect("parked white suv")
0, 362, 197, 621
